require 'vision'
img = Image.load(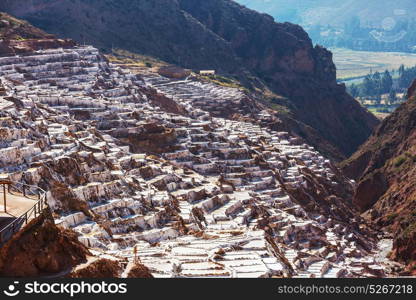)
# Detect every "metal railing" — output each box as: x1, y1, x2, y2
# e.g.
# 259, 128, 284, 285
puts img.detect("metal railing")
0, 181, 47, 246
